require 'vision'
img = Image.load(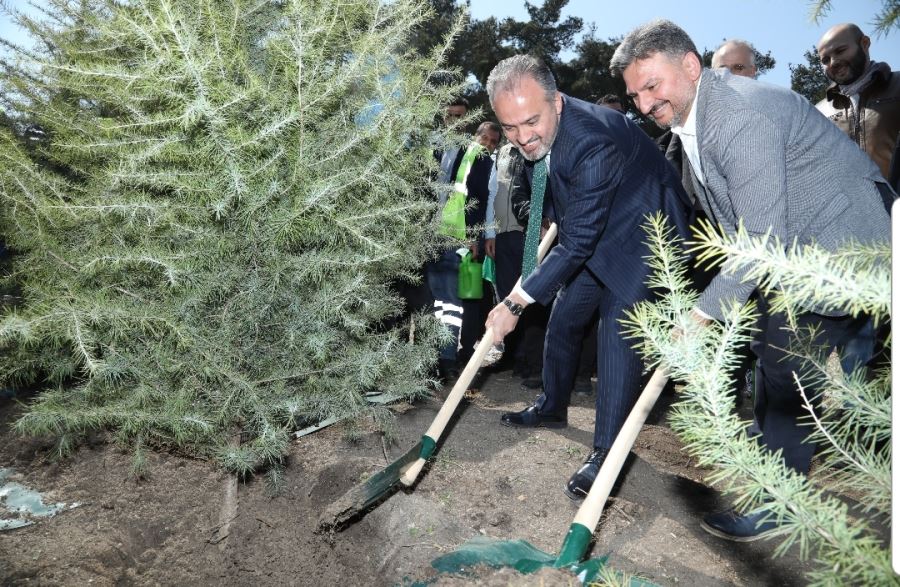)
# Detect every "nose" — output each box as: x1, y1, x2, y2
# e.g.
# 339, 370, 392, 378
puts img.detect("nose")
515, 129, 532, 147
633, 93, 651, 115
